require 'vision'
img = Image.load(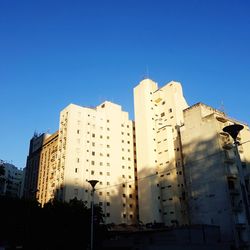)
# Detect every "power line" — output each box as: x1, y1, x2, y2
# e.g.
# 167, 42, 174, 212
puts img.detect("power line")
95, 150, 227, 191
